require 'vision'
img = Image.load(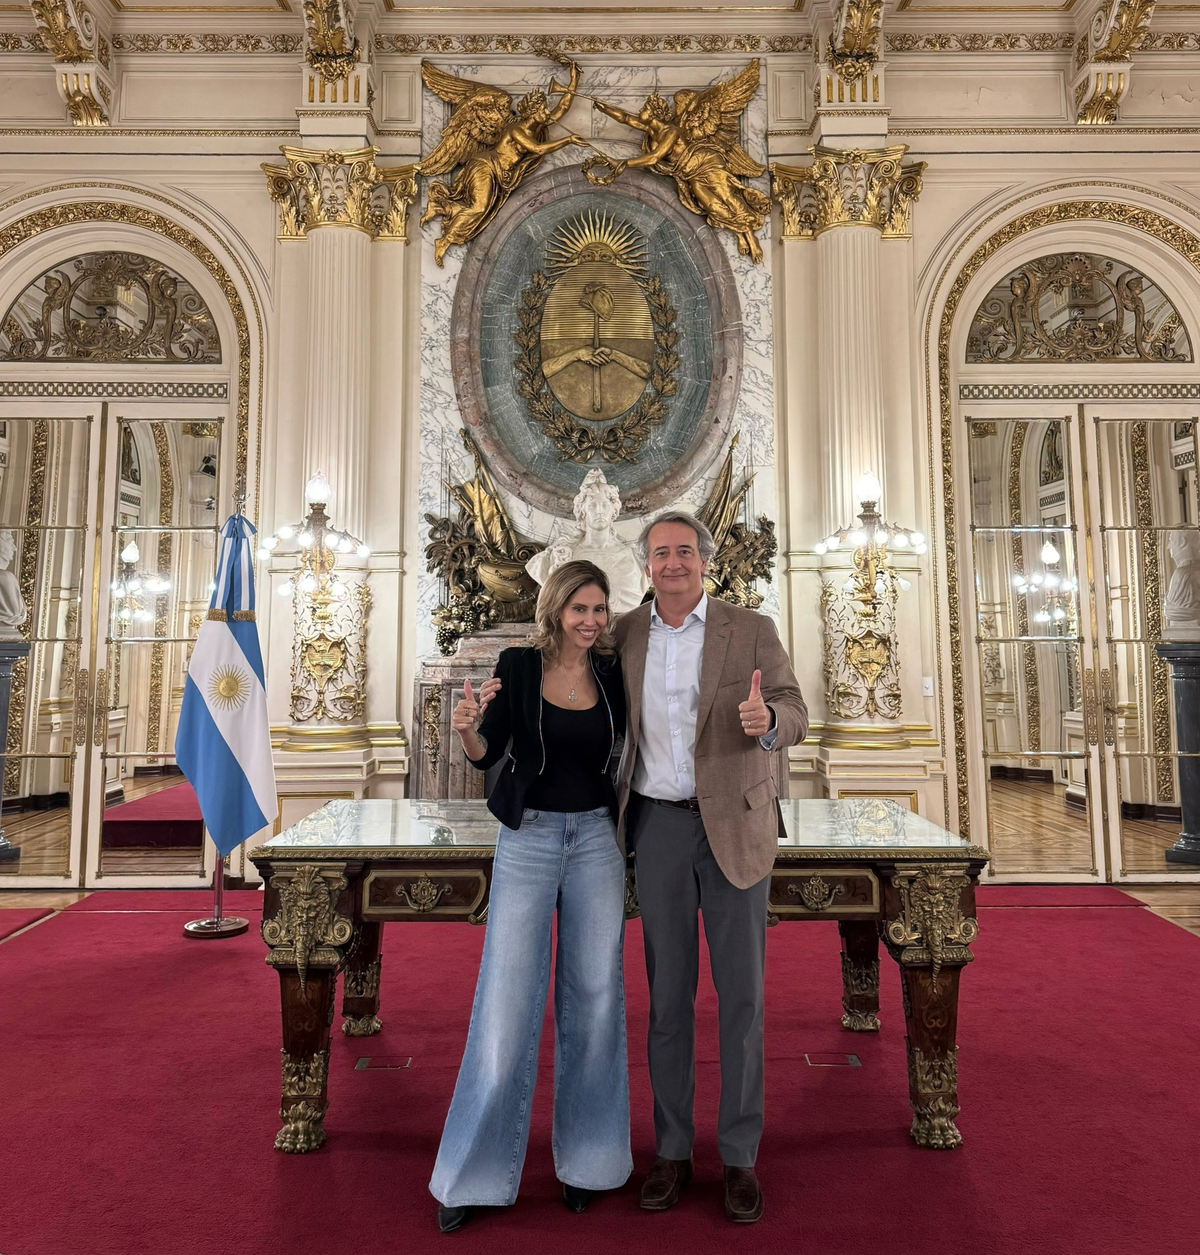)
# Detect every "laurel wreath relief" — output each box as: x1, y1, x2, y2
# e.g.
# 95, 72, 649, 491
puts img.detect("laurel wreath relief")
514, 269, 679, 464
